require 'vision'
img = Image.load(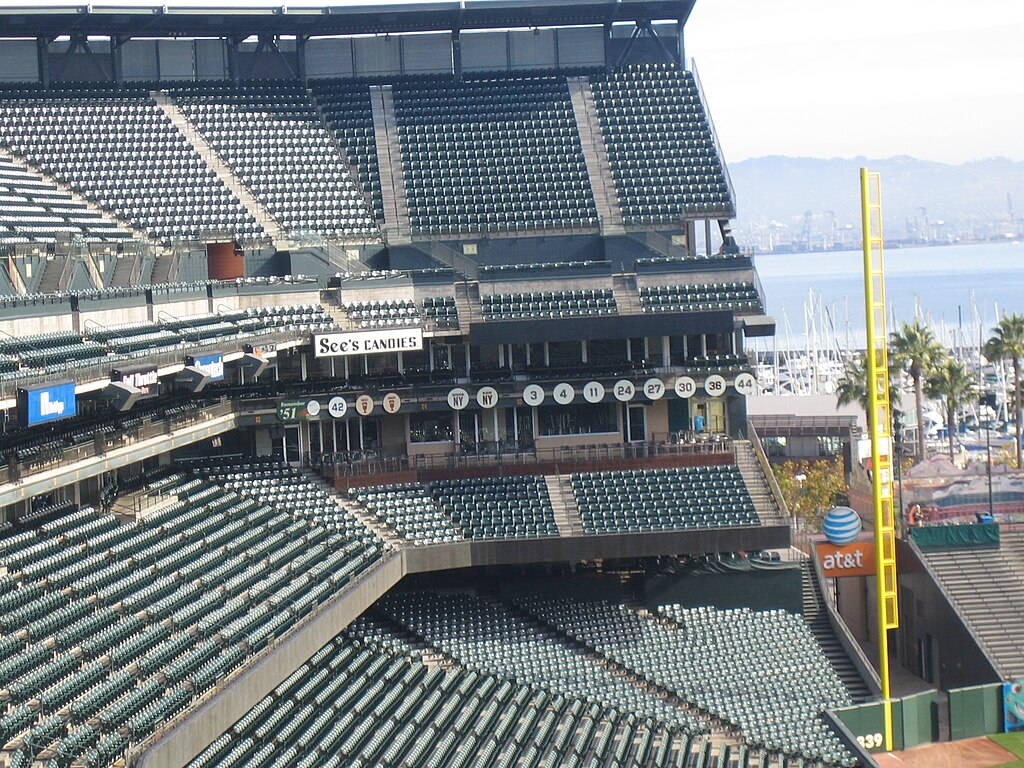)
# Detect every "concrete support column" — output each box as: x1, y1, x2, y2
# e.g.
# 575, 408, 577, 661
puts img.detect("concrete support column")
451, 30, 462, 81
37, 37, 50, 89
